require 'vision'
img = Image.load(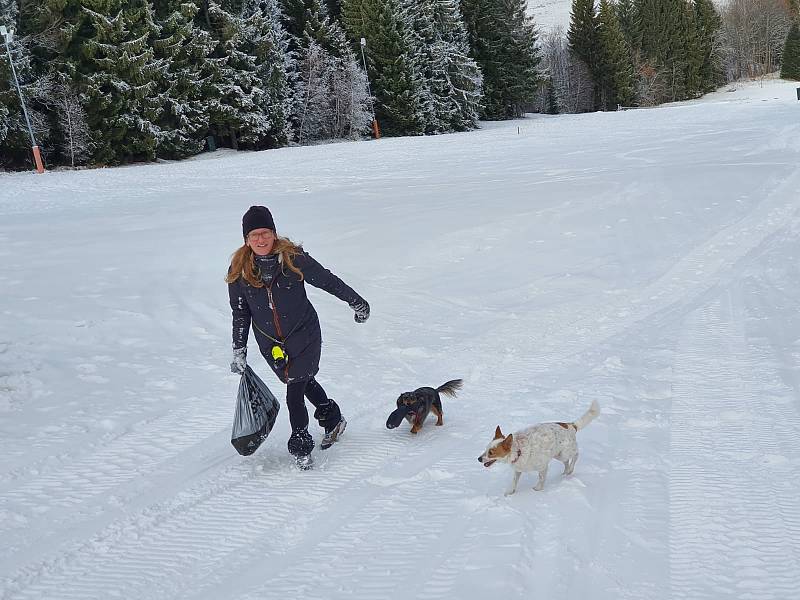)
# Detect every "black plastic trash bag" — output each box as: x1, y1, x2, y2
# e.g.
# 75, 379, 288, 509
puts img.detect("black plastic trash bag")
231, 366, 280, 456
